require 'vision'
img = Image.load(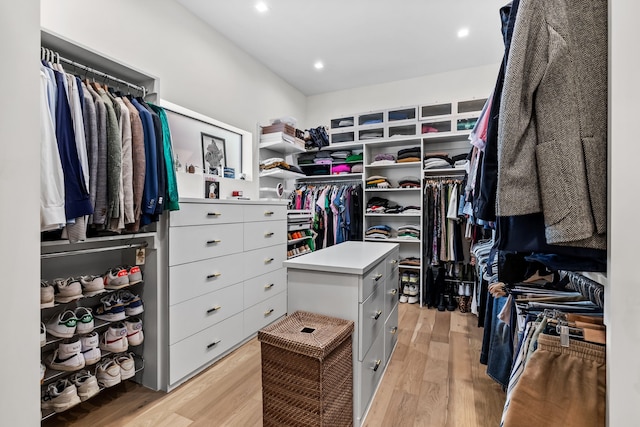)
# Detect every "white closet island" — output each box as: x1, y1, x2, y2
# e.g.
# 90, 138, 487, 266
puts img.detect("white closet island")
284, 241, 400, 425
